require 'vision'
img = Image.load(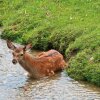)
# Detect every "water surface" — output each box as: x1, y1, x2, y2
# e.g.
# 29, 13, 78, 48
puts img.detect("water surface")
0, 39, 100, 100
